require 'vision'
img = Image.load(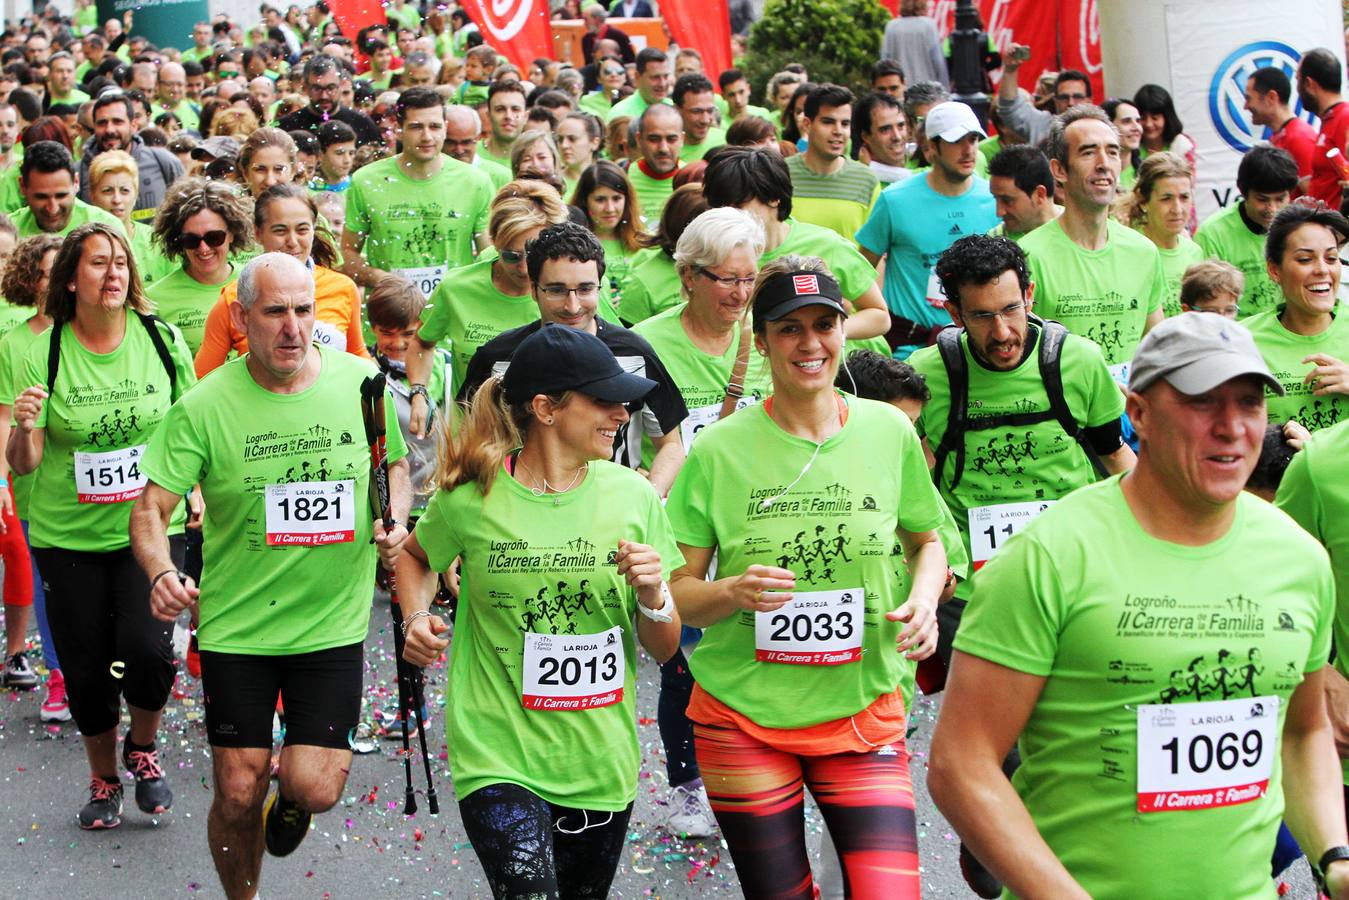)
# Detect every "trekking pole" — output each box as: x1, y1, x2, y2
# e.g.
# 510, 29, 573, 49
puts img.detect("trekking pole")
361, 373, 439, 815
